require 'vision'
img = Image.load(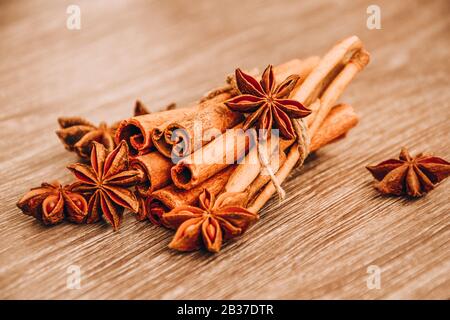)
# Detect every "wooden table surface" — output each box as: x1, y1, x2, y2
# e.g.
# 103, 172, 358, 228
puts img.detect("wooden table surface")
1, 0, 449, 299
